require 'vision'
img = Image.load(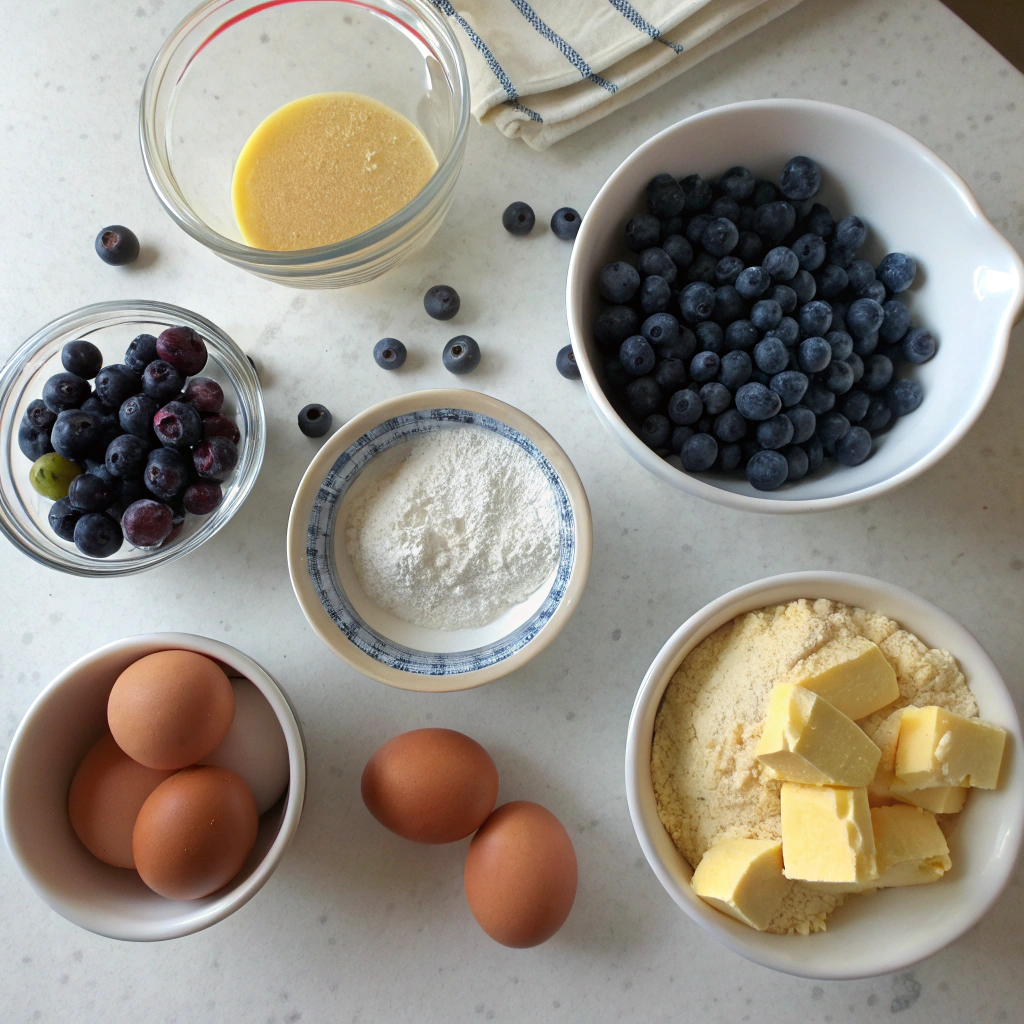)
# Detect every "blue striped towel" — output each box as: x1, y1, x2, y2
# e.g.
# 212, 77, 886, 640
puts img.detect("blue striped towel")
429, 0, 804, 149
